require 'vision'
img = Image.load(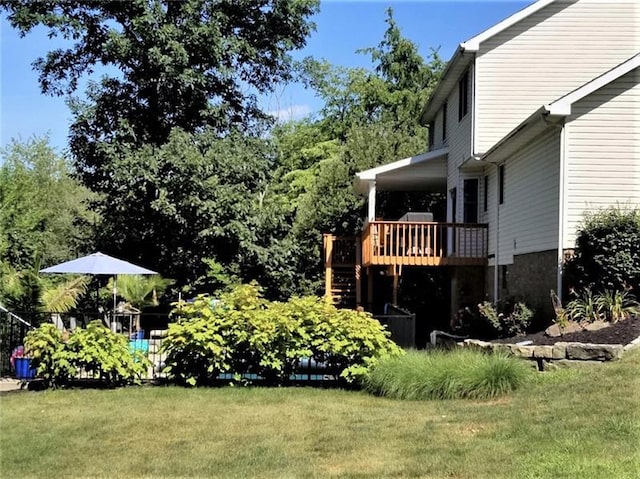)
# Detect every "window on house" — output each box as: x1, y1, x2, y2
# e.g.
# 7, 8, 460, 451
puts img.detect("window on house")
463, 178, 479, 223
428, 121, 434, 149
442, 101, 447, 142
483, 175, 488, 212
458, 70, 469, 121
499, 164, 505, 204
